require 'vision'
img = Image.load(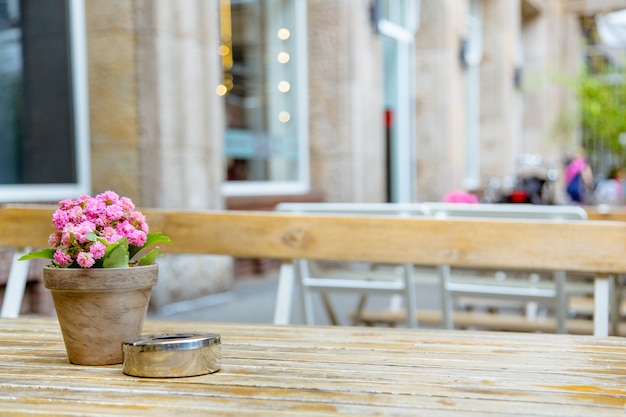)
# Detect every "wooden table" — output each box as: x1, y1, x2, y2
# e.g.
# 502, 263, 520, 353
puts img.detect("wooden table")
1, 318, 625, 416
